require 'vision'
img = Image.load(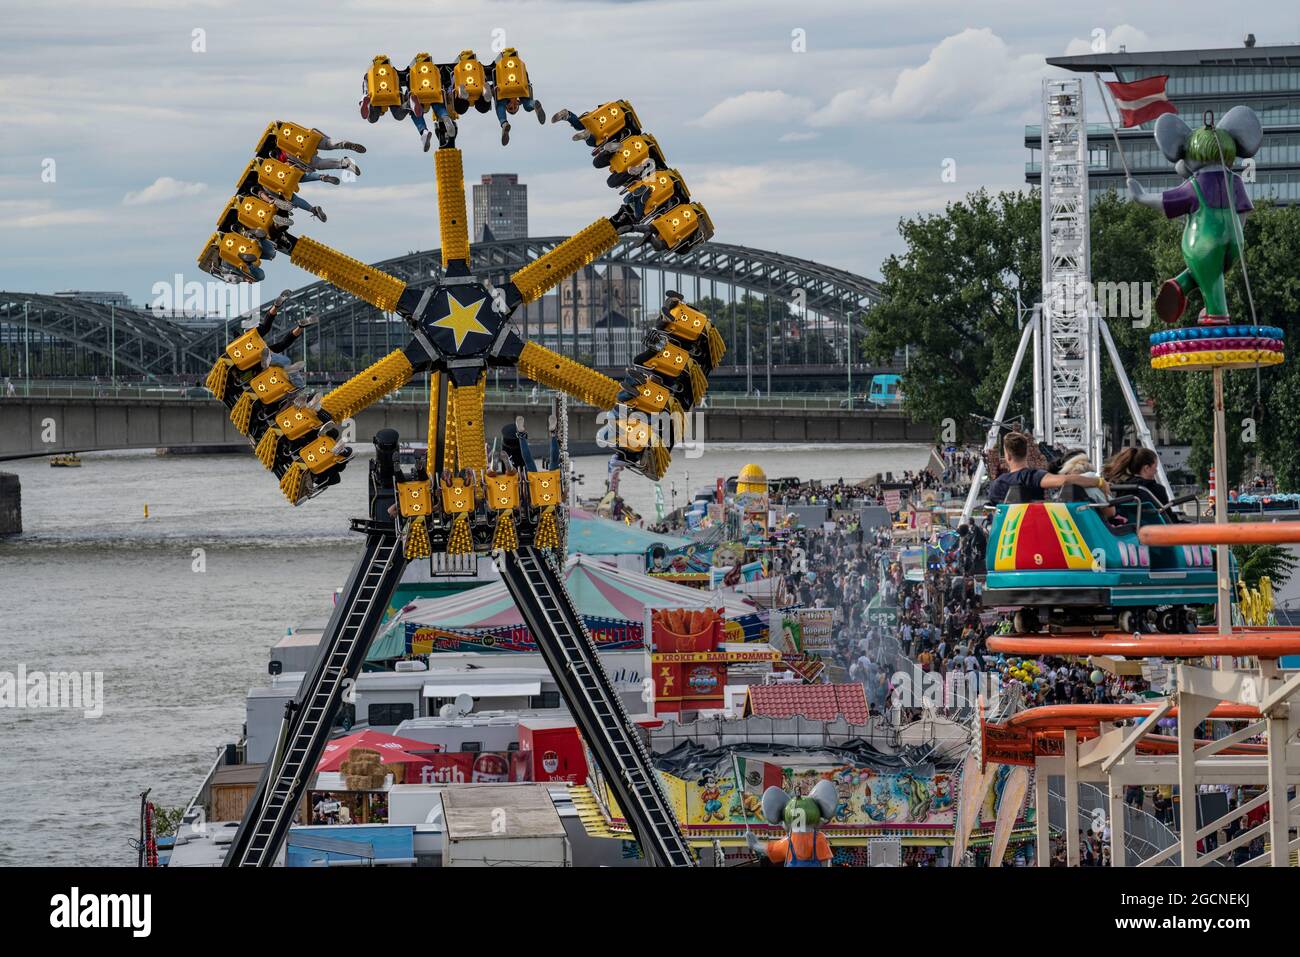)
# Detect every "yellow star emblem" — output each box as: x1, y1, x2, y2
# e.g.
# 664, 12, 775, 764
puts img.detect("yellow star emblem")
431, 291, 490, 351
